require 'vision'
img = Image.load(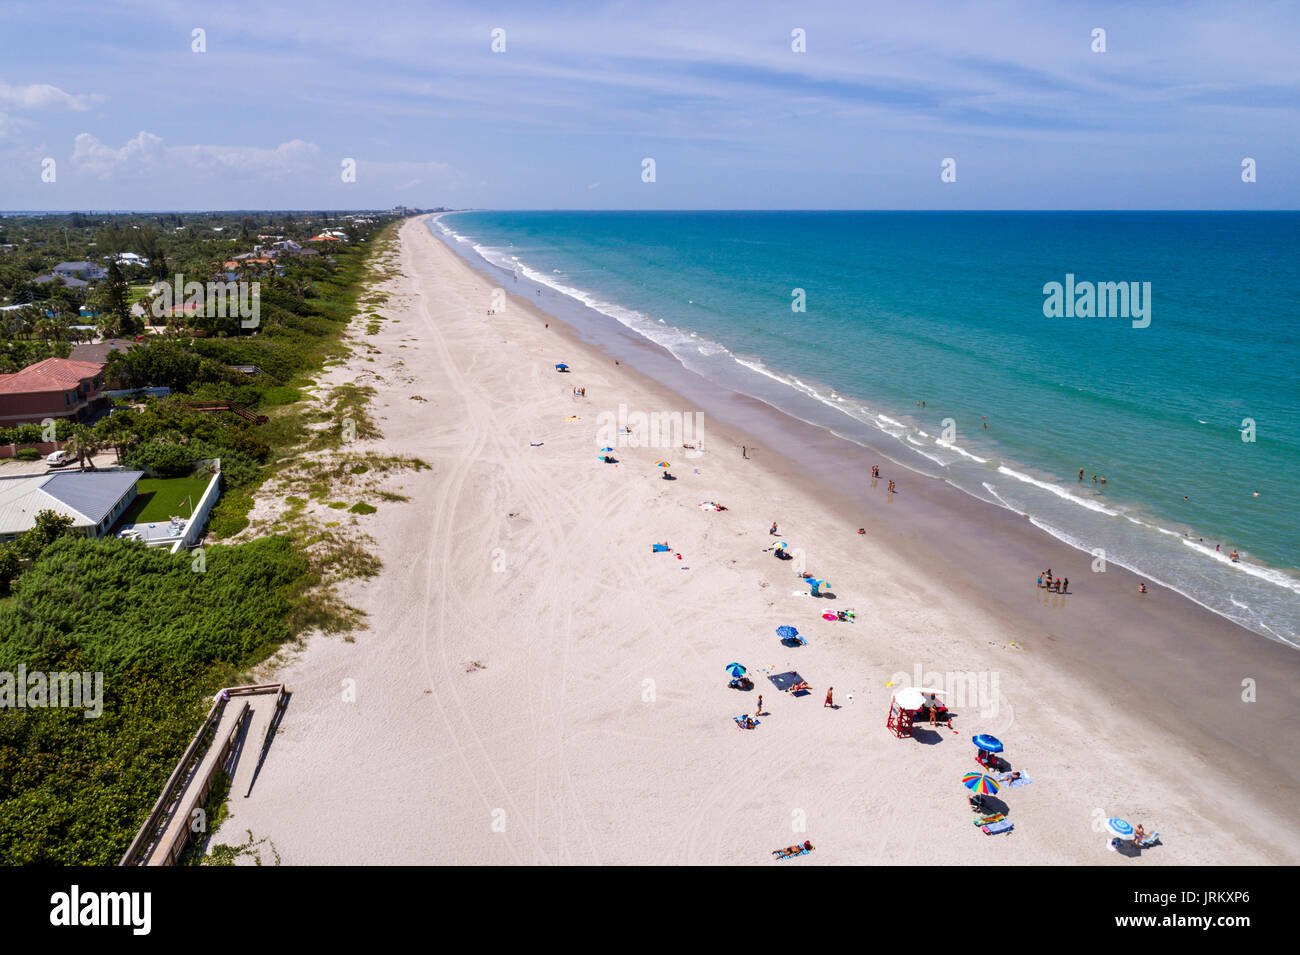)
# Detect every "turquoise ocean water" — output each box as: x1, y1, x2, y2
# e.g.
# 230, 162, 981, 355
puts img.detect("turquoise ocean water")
433, 212, 1300, 646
